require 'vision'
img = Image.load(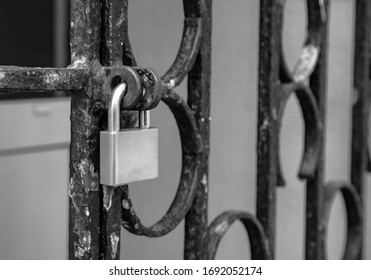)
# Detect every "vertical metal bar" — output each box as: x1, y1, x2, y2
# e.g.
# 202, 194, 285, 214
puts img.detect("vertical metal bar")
99, 0, 138, 260
68, 0, 102, 260
305, 0, 330, 260
256, 0, 282, 258
184, 0, 212, 260
351, 0, 370, 260
98, 0, 125, 261
99, 185, 124, 260
101, 0, 132, 67
69, 95, 102, 260
69, 0, 101, 64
